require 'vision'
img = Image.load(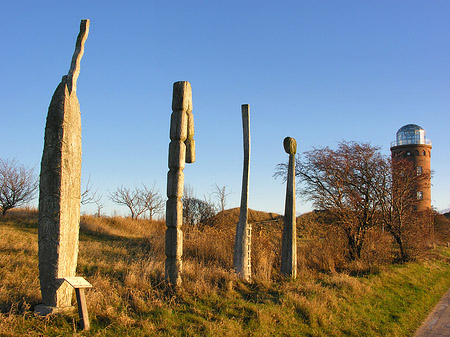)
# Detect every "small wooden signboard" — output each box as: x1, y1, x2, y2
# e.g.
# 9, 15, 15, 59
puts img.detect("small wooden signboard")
62, 277, 92, 330
63, 277, 92, 288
